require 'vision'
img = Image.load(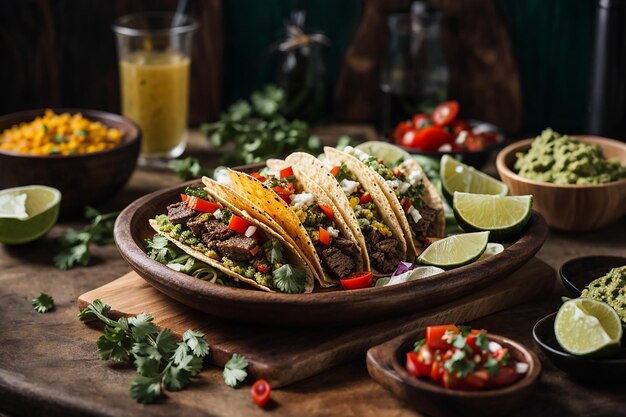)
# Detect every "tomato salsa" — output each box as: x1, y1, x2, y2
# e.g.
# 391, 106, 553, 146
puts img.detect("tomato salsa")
406, 325, 527, 390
